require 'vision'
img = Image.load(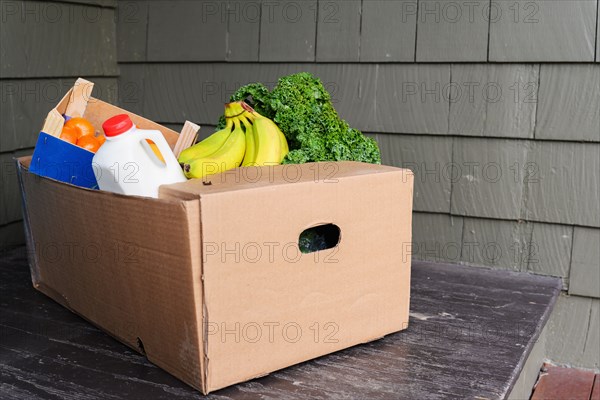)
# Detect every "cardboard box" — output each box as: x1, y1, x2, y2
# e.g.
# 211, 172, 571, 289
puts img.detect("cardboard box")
16, 81, 415, 394
17, 159, 414, 393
